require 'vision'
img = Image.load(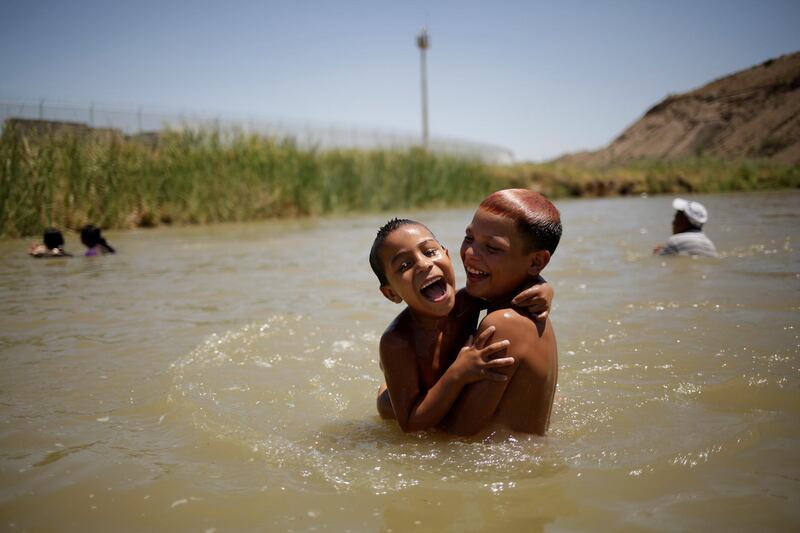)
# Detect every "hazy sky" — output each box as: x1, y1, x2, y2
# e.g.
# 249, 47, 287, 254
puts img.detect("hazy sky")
2, 0, 799, 161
